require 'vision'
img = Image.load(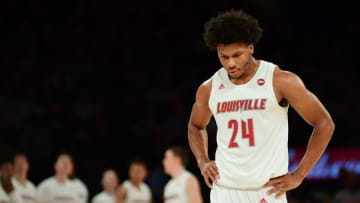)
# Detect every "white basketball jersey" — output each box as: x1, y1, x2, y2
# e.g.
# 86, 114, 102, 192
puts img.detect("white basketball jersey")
163, 170, 192, 203
122, 180, 152, 203
37, 177, 80, 203
71, 179, 88, 203
208, 60, 289, 189
11, 177, 37, 203
0, 185, 11, 203
91, 191, 115, 203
